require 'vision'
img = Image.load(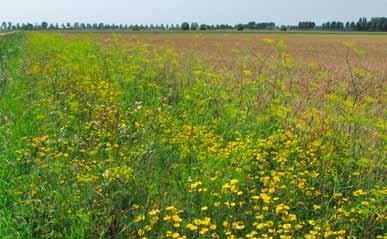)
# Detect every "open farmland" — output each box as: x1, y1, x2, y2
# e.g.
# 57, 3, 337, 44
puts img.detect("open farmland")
67, 32, 387, 73
0, 32, 386, 239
